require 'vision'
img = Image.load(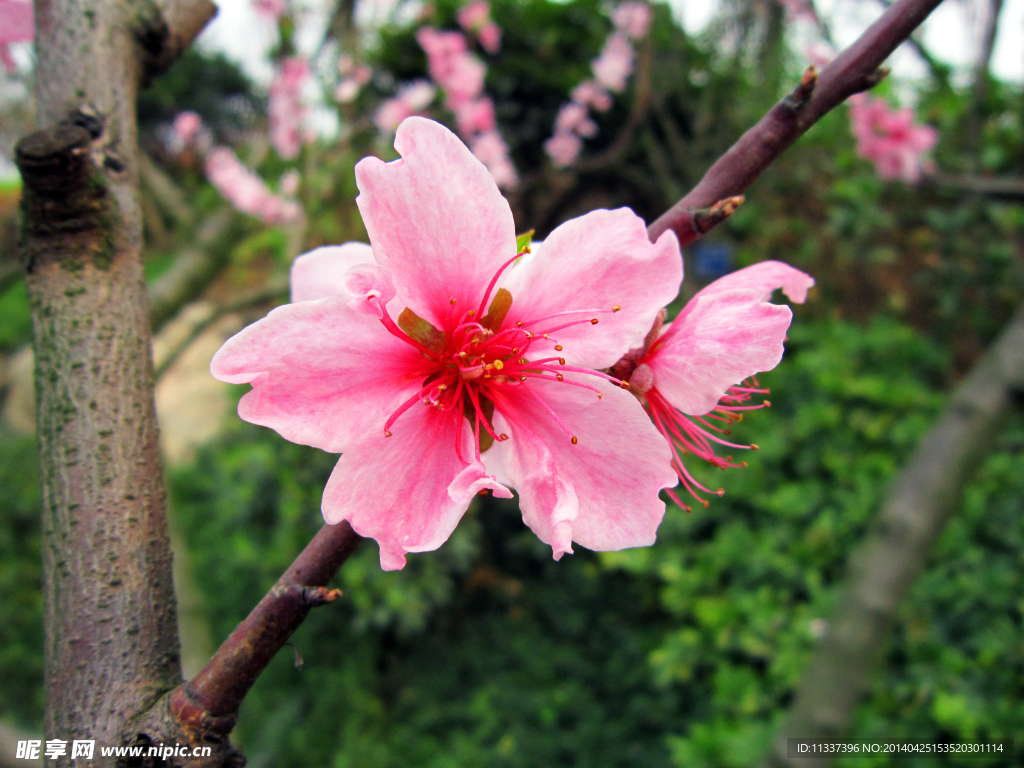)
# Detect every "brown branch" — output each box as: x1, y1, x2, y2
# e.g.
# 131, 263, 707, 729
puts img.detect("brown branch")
125, 521, 364, 759
762, 305, 1024, 768
149, 209, 234, 330
929, 173, 1024, 200
138, 0, 219, 80
154, 277, 288, 381
647, 0, 946, 247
